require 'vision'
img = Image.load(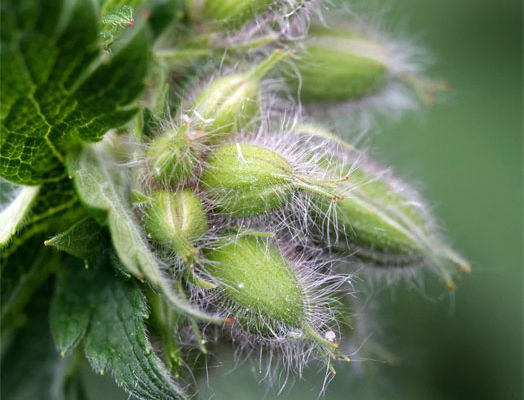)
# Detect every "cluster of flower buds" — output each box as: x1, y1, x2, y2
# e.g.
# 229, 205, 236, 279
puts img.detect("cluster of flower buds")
129, 0, 467, 387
